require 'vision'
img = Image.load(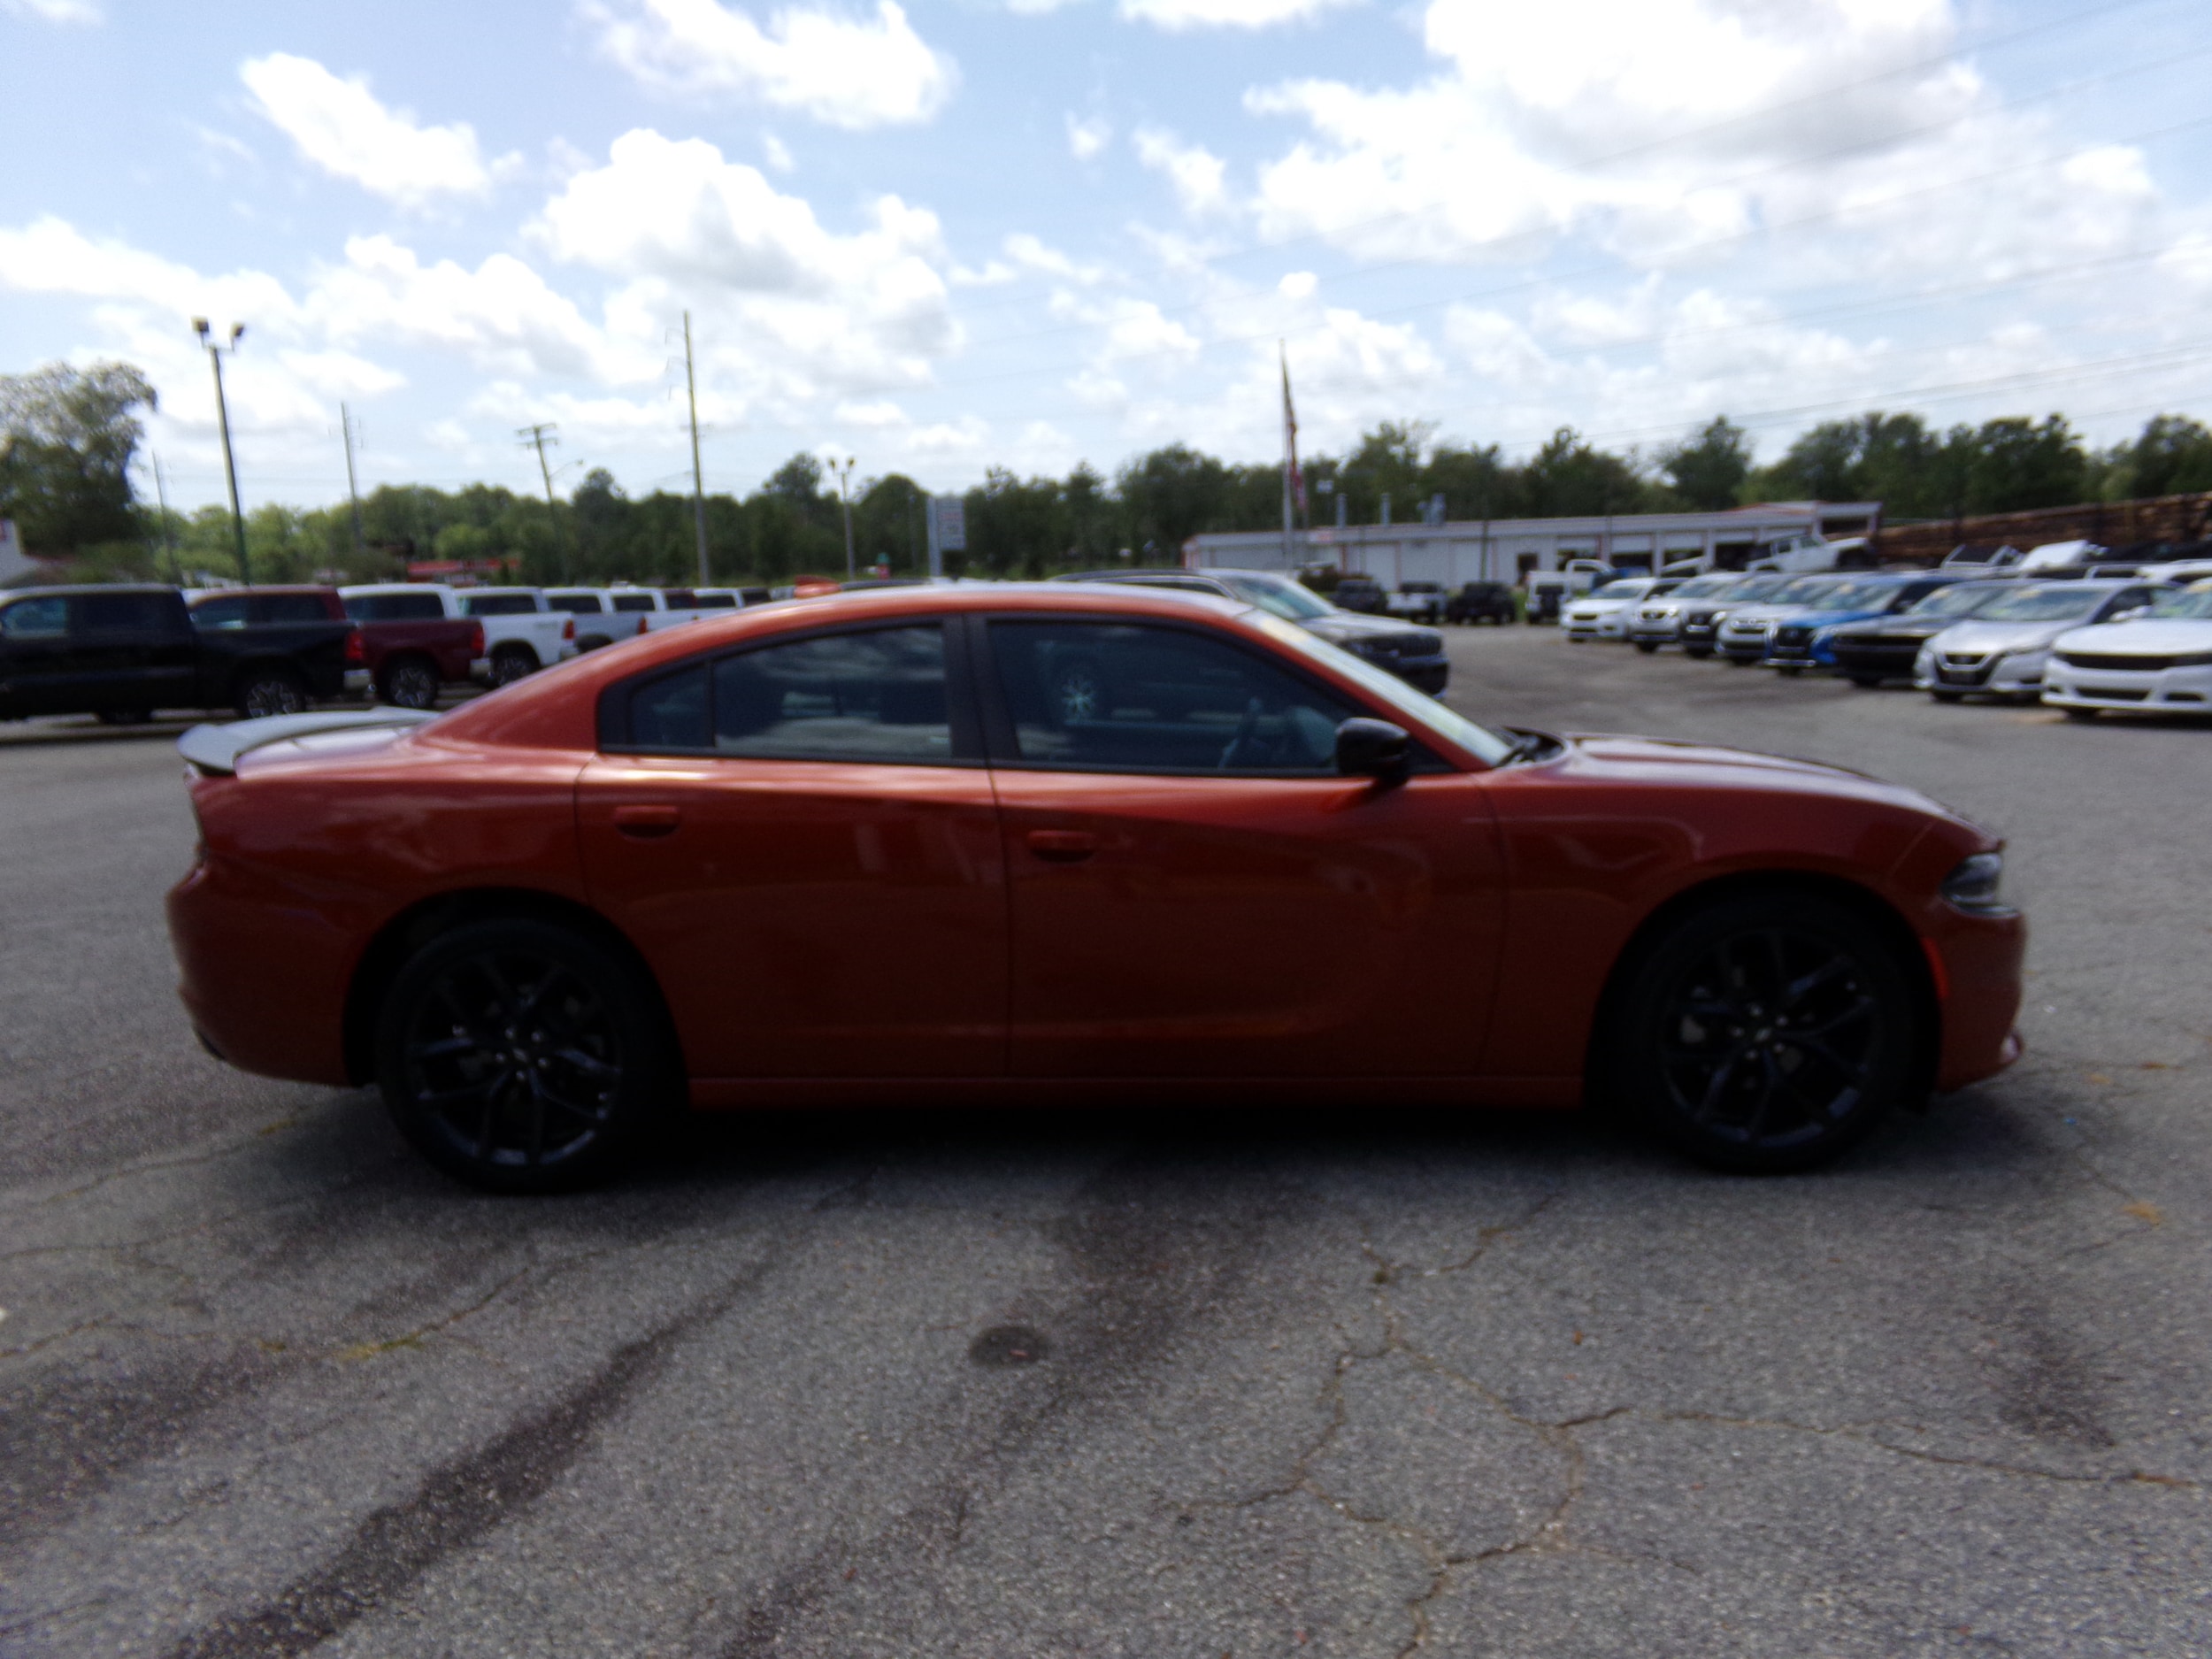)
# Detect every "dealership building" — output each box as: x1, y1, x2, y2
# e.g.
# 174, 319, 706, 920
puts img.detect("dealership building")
1184, 502, 1884, 586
